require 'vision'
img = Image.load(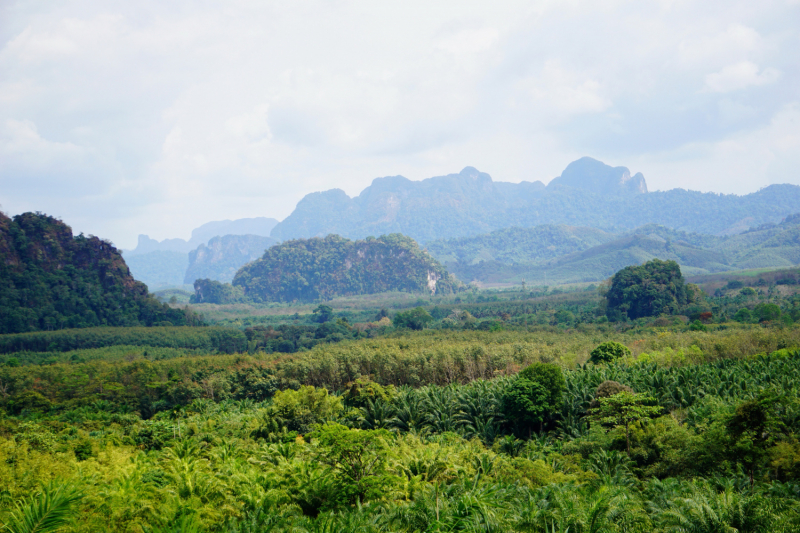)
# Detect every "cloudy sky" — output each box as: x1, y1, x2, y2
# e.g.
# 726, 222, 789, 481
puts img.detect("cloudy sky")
1, 0, 799, 248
